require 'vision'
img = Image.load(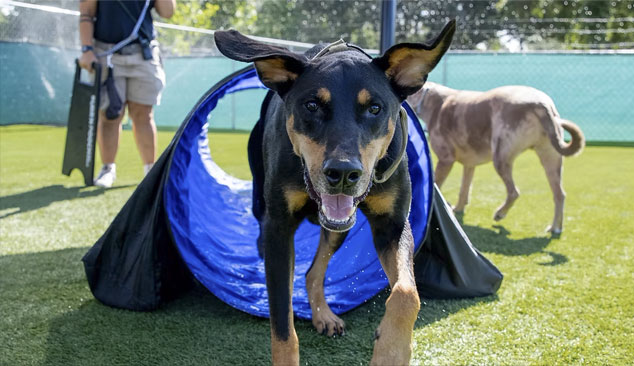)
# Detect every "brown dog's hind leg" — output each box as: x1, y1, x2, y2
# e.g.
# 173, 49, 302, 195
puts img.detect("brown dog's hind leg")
369, 220, 420, 366
430, 134, 455, 188
535, 144, 565, 234
454, 165, 475, 213
493, 157, 520, 221
434, 159, 454, 188
306, 229, 347, 336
